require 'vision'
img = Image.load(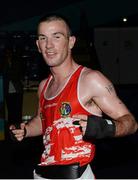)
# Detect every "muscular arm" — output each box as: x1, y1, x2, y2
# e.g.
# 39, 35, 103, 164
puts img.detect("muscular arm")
25, 113, 42, 138
9, 79, 46, 141
114, 114, 137, 136
25, 79, 47, 137
79, 69, 138, 137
